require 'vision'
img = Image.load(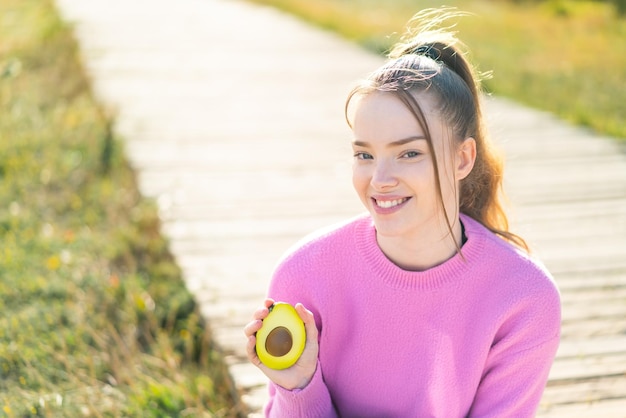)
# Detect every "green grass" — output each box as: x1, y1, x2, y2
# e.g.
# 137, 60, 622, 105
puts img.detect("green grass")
0, 0, 244, 416
247, 0, 626, 140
